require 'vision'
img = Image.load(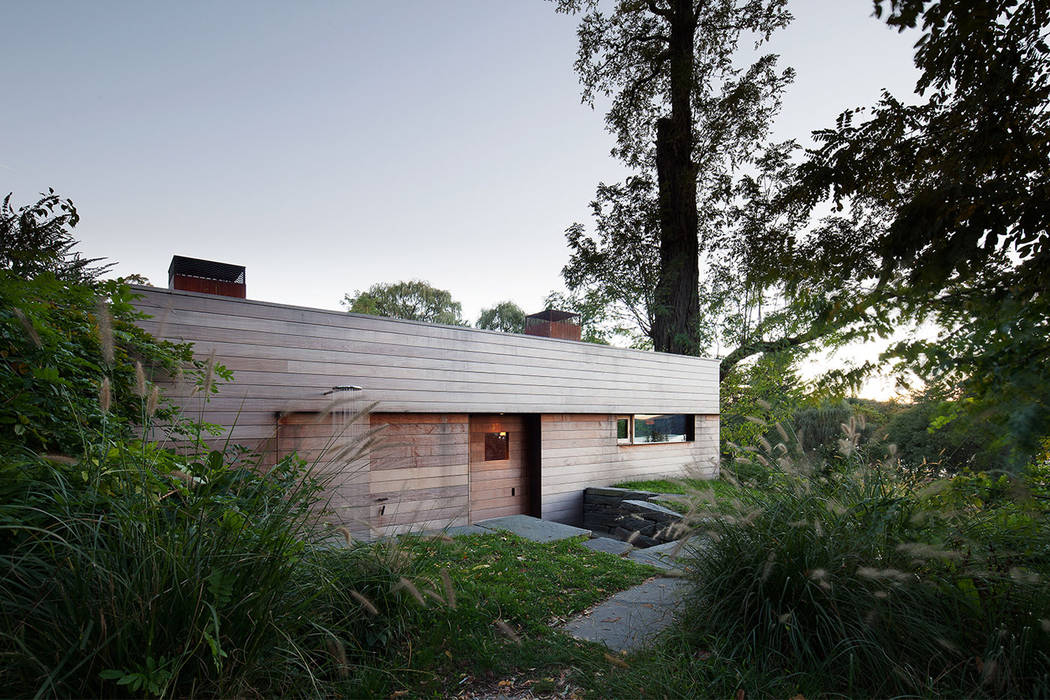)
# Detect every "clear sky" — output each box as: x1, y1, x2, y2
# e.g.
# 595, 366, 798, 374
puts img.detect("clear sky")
2, 1, 920, 394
